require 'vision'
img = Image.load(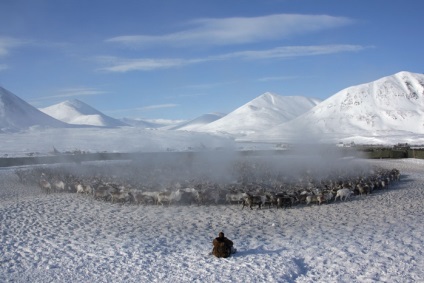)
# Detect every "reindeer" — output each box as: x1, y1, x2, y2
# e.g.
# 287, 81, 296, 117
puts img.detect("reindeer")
39, 179, 52, 194
242, 193, 262, 210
